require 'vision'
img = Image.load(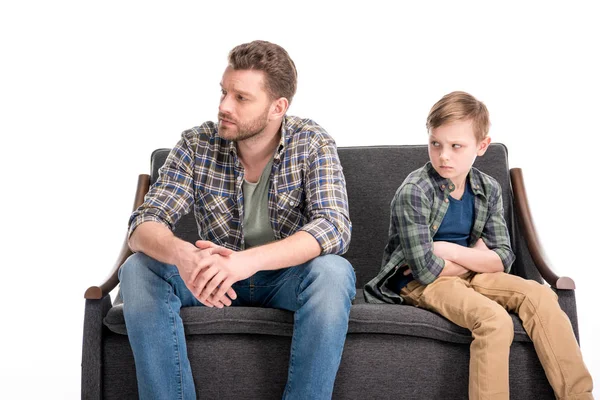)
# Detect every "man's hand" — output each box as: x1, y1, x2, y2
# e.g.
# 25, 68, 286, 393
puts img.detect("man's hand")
174, 240, 238, 308
191, 246, 257, 306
